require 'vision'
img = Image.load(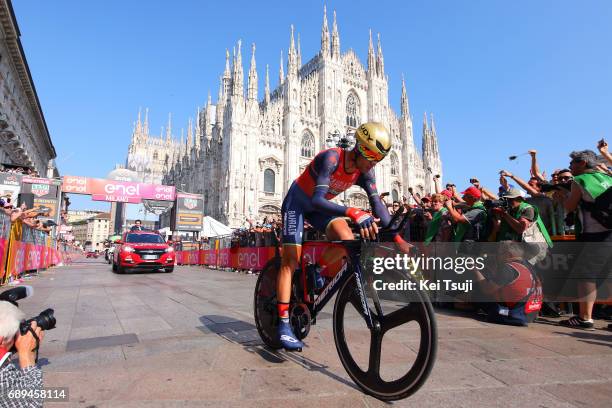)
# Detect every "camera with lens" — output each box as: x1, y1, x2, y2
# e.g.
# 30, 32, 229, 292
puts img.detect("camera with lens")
539, 182, 572, 193
484, 198, 510, 211
19, 308, 56, 335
